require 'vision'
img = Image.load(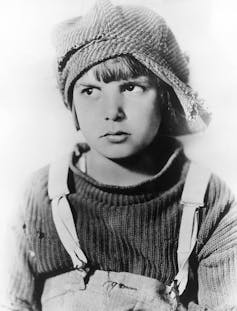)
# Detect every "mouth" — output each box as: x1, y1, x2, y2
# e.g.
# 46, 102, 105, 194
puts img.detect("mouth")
102, 131, 130, 137
100, 131, 131, 143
